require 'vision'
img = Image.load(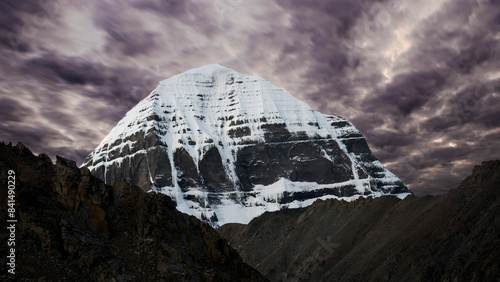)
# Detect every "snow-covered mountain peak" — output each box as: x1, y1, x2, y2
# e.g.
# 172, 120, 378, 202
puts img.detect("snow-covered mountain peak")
152, 64, 323, 139
163, 64, 242, 89
180, 63, 234, 74
83, 64, 412, 227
